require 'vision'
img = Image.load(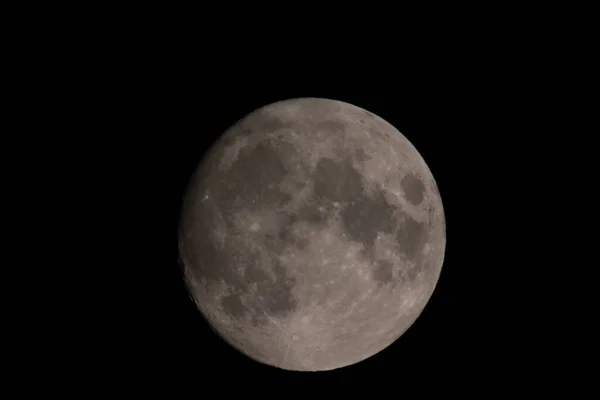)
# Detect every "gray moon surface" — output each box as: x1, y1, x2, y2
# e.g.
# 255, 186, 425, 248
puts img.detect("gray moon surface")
179, 98, 446, 371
